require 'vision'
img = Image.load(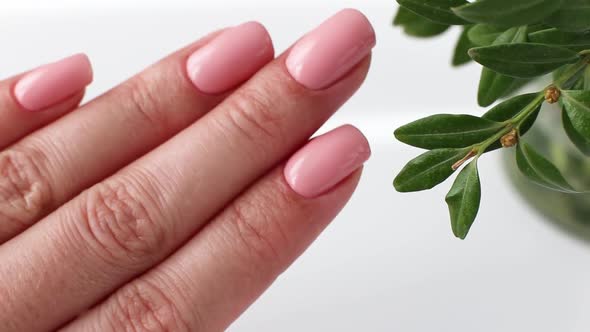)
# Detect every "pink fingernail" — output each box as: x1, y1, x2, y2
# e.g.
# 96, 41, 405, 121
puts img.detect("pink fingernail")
186, 22, 274, 95
284, 125, 371, 198
14, 53, 93, 112
286, 9, 376, 90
